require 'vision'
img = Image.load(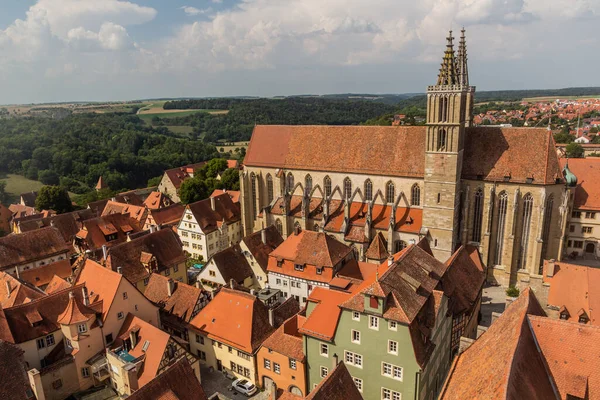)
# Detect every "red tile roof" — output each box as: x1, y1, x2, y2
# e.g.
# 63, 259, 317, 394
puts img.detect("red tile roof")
164, 163, 207, 190
0, 227, 69, 271
208, 244, 254, 284
56, 292, 96, 325
74, 259, 123, 320
543, 260, 600, 325
299, 287, 351, 342
529, 316, 600, 400
245, 126, 562, 185
441, 245, 485, 316
76, 213, 143, 251
143, 191, 171, 210
147, 203, 185, 227
127, 358, 207, 400
210, 189, 241, 204
0, 341, 34, 400
144, 274, 205, 323
0, 272, 45, 307
261, 314, 305, 362
187, 193, 241, 234
440, 288, 554, 400
189, 288, 274, 353
241, 225, 284, 272
364, 232, 389, 261
45, 275, 72, 294
19, 259, 73, 289
102, 200, 148, 224
560, 158, 600, 210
